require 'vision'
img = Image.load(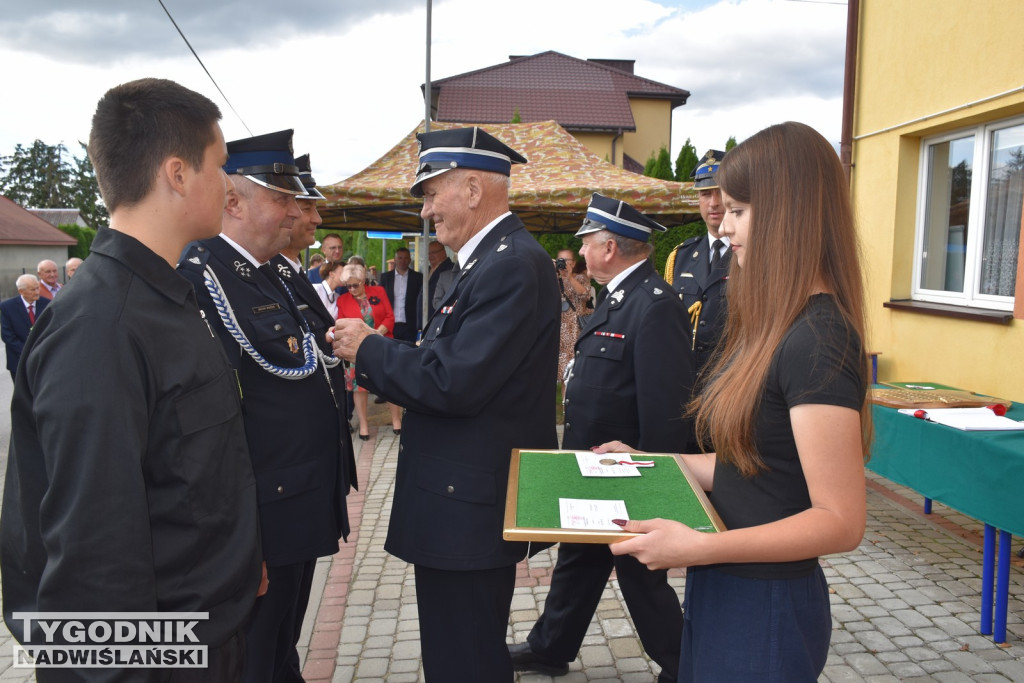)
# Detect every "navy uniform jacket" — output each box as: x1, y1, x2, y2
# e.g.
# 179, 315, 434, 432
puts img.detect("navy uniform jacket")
563, 260, 692, 453
379, 267, 424, 331
2, 228, 261, 649
666, 234, 730, 374
1, 294, 48, 375
179, 236, 351, 567
269, 254, 358, 494
354, 214, 559, 571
